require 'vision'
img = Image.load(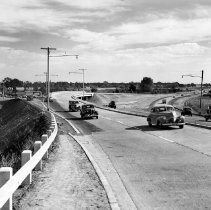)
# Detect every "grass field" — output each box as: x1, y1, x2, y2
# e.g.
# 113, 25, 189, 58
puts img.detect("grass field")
90, 92, 211, 115
185, 96, 211, 114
